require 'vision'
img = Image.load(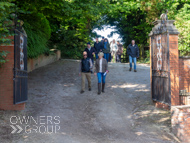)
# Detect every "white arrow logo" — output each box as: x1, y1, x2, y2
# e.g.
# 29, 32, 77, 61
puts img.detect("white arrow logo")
10, 125, 23, 134
16, 125, 23, 133
10, 125, 17, 134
